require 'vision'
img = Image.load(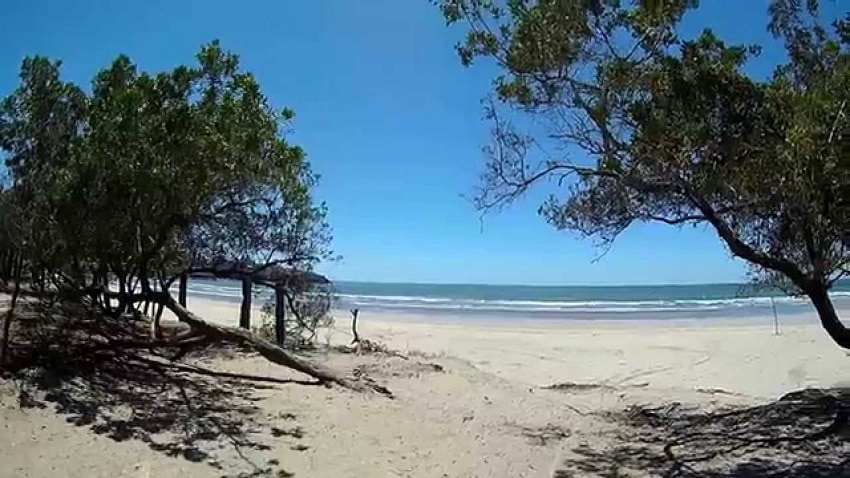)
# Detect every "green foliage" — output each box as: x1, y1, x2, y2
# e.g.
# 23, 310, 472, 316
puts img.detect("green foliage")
0, 41, 332, 296
0, 57, 88, 268
440, 0, 850, 346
